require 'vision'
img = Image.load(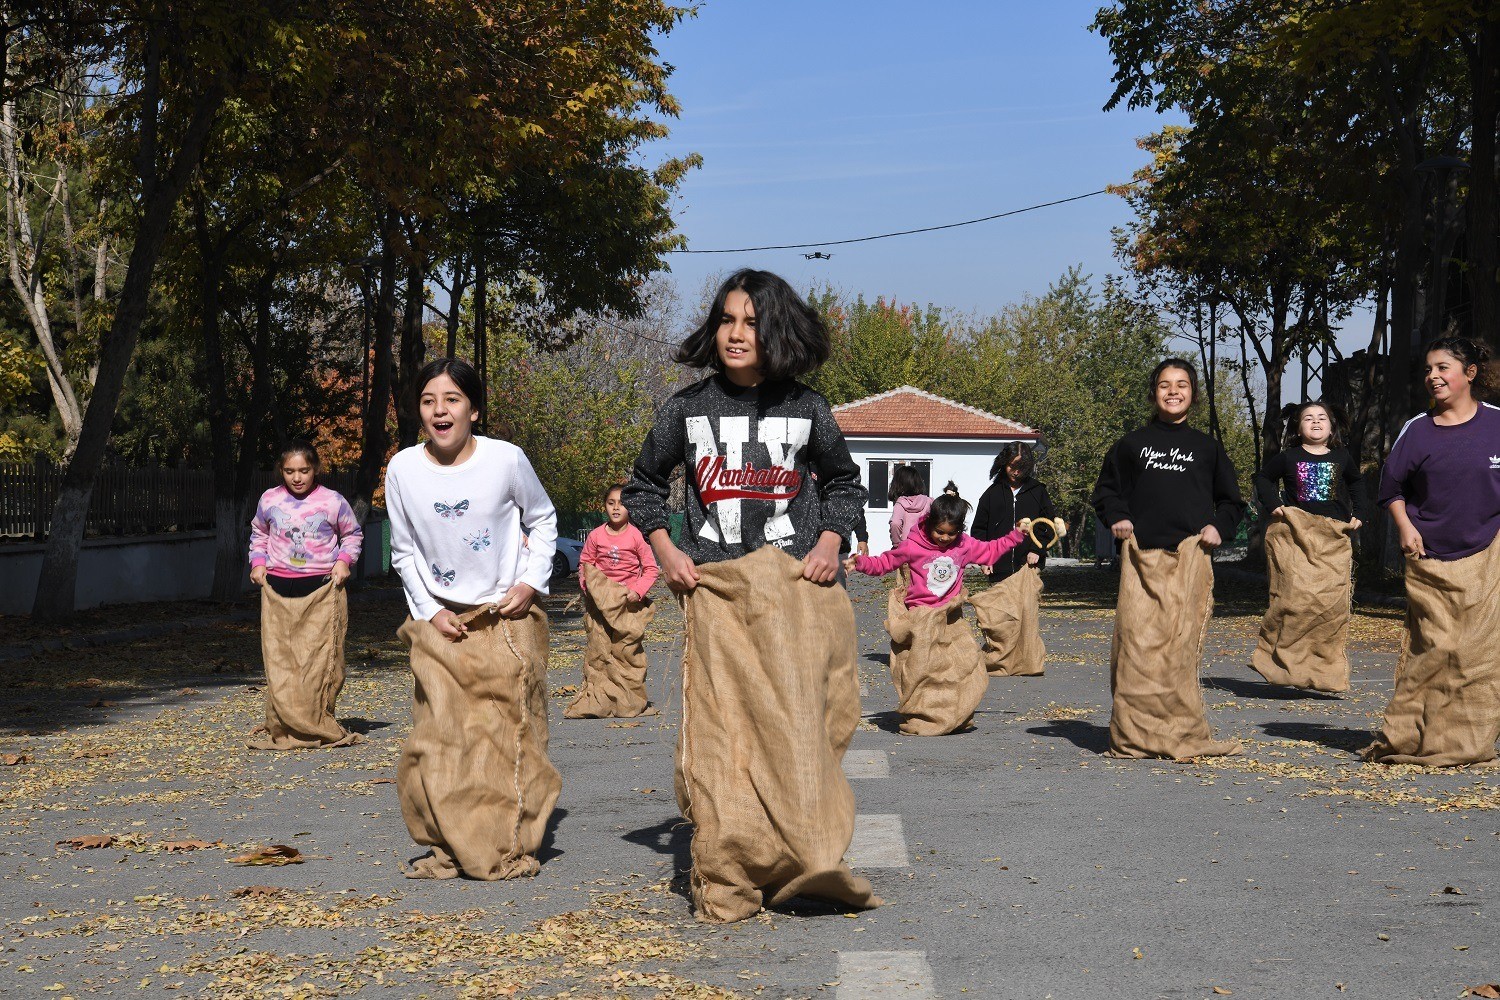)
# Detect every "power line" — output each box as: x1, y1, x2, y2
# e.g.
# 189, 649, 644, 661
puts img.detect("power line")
665, 188, 1114, 254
